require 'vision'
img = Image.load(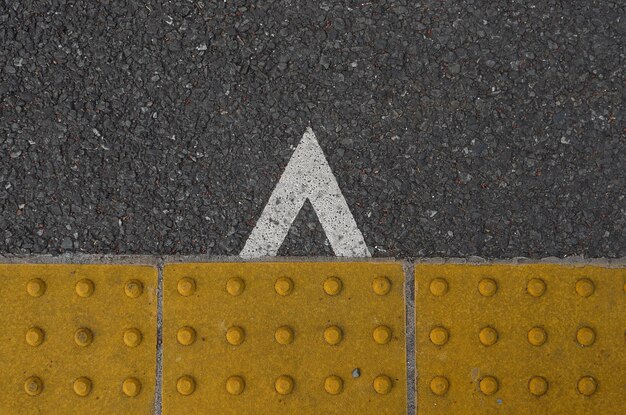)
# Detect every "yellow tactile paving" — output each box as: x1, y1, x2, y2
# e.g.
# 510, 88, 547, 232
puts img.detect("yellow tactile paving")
163, 262, 406, 415
414, 264, 626, 415
0, 264, 157, 415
